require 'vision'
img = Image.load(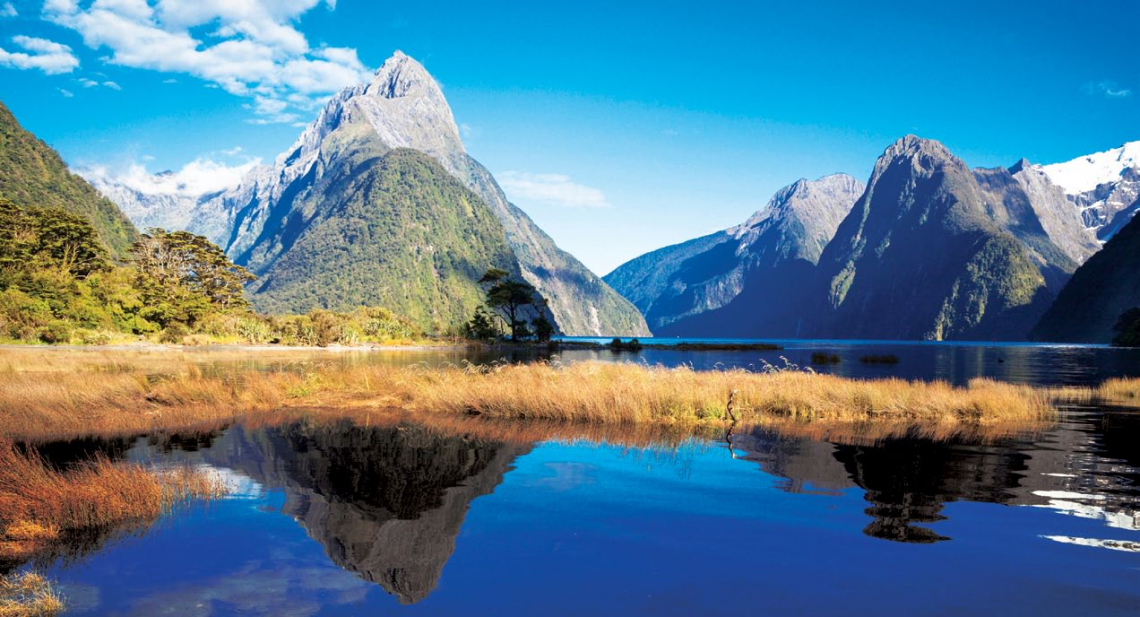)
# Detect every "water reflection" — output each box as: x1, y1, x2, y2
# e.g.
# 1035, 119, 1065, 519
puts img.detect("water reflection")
730, 405, 1140, 544
184, 421, 530, 604
21, 404, 1140, 613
